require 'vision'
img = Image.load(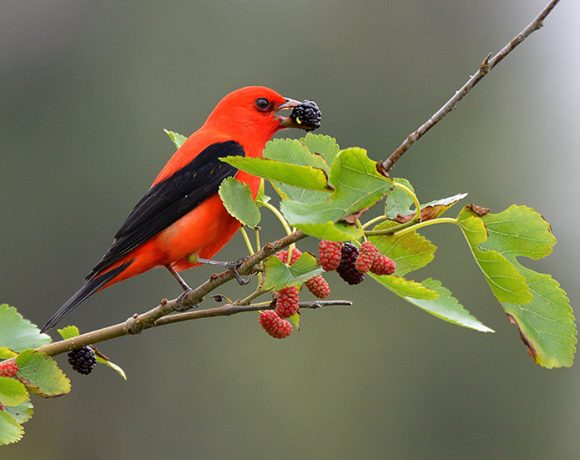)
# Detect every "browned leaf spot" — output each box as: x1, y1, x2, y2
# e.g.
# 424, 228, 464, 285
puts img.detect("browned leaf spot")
467, 204, 490, 216
507, 314, 538, 362
343, 207, 371, 224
